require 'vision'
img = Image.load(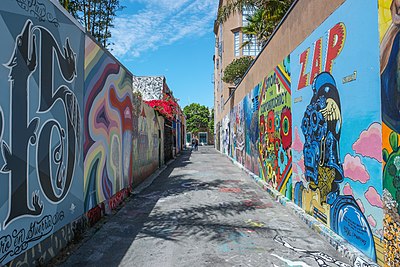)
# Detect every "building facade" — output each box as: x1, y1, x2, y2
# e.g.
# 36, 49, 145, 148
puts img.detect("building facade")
213, 0, 261, 128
